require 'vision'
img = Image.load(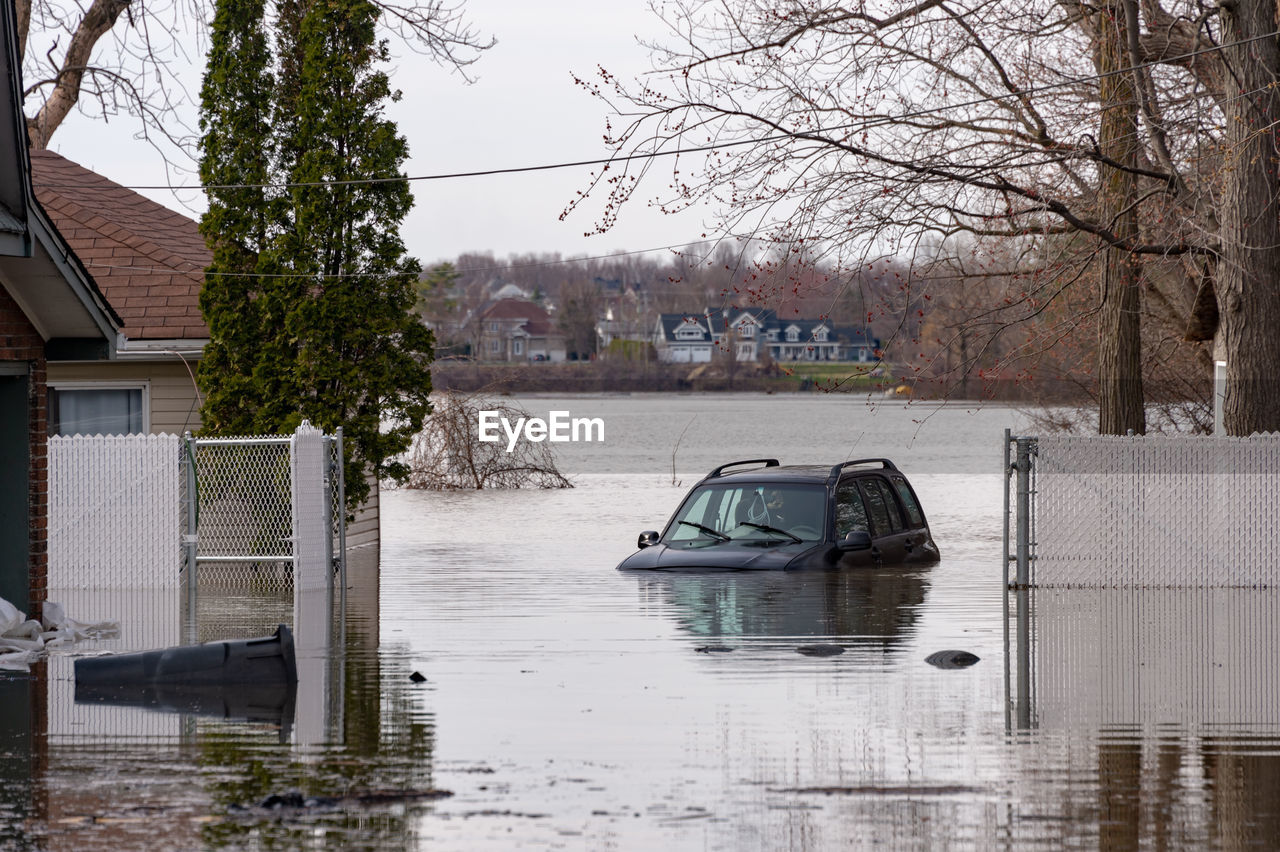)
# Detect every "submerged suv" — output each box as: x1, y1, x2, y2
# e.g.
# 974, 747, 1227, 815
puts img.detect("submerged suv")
616, 458, 940, 571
